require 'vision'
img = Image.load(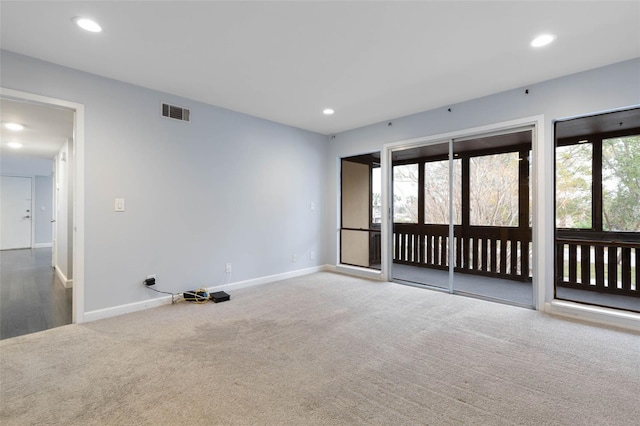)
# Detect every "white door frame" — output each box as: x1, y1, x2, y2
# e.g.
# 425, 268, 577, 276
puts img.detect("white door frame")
52, 159, 57, 268
1, 87, 86, 324
381, 115, 548, 310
